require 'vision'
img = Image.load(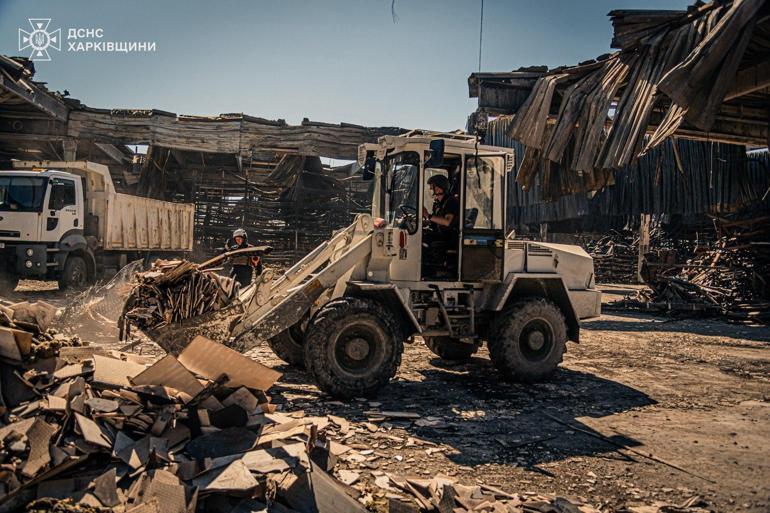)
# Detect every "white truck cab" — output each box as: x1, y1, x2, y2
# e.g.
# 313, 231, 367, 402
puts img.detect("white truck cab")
0, 169, 85, 284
